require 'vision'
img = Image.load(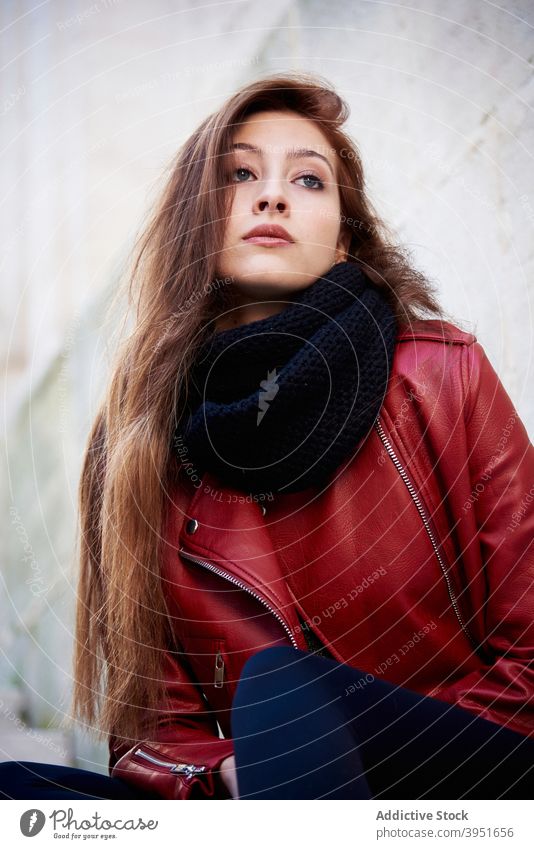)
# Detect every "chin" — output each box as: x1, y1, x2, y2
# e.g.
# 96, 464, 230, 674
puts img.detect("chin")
224, 253, 320, 291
